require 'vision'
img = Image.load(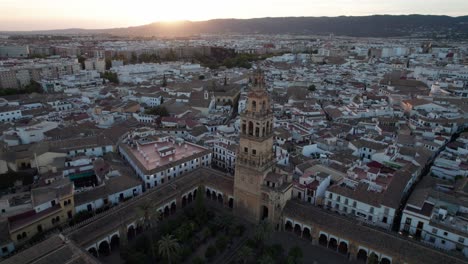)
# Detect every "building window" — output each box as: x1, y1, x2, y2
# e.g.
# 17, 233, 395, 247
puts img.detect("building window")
429, 236, 436, 243
328, 193, 332, 199
369, 207, 374, 214
458, 237, 465, 243
444, 232, 448, 236
432, 228, 438, 234
337, 196, 341, 202
441, 240, 446, 244
344, 199, 348, 205
244, 147, 248, 153
353, 201, 357, 208
252, 149, 257, 155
